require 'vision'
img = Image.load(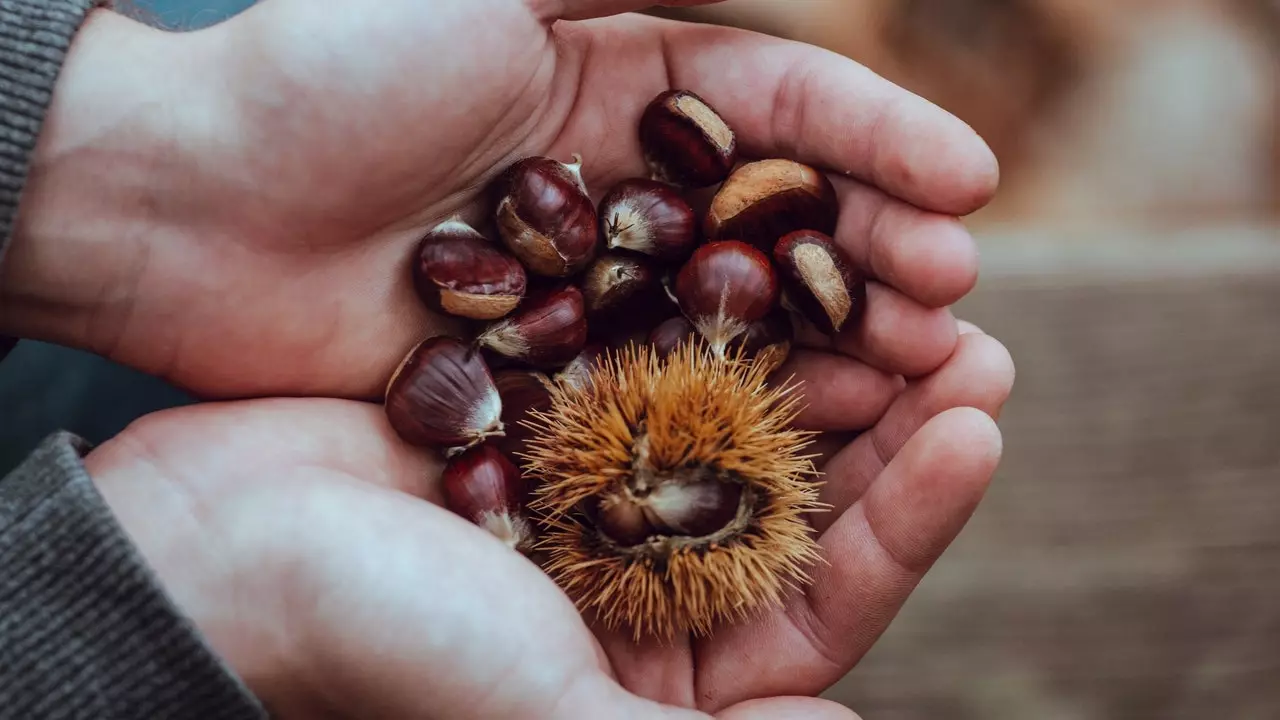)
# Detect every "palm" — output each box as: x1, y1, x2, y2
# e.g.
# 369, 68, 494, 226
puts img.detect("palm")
90, 305, 1013, 717
105, 0, 998, 401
